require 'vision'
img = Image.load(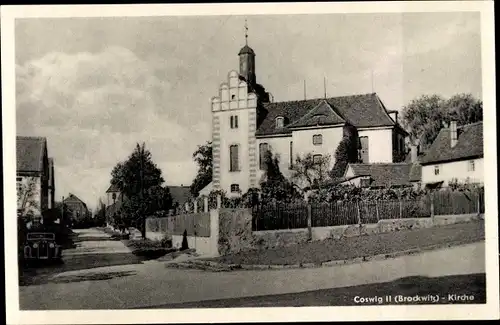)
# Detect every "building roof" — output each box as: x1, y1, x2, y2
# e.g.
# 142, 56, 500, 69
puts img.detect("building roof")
64, 193, 87, 209
347, 163, 414, 187
256, 93, 397, 136
409, 164, 422, 182
420, 121, 483, 165
169, 186, 191, 206
238, 44, 255, 55
16, 136, 47, 173
106, 183, 120, 193
287, 100, 345, 129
